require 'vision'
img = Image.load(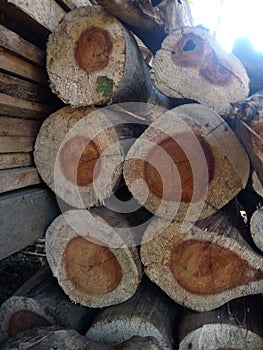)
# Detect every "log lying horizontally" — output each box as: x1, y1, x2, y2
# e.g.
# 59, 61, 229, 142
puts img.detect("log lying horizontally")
0, 267, 98, 341
123, 103, 250, 222
178, 295, 263, 350
1, 326, 111, 350
45, 208, 142, 307
94, 0, 193, 53
230, 90, 263, 188
151, 26, 249, 115
46, 6, 152, 106
34, 104, 161, 208
86, 277, 179, 350
140, 206, 263, 311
